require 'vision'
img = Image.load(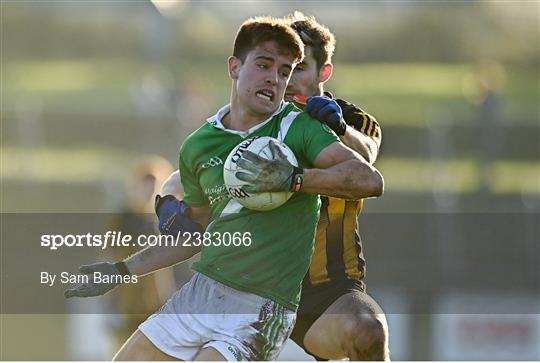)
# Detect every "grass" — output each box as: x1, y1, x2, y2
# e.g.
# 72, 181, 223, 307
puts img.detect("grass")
2, 147, 538, 195
1, 146, 137, 182
377, 157, 539, 195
